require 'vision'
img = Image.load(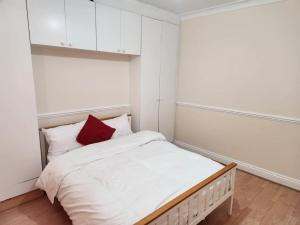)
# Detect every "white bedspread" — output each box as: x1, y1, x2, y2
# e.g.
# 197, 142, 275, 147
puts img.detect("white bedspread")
36, 131, 223, 225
